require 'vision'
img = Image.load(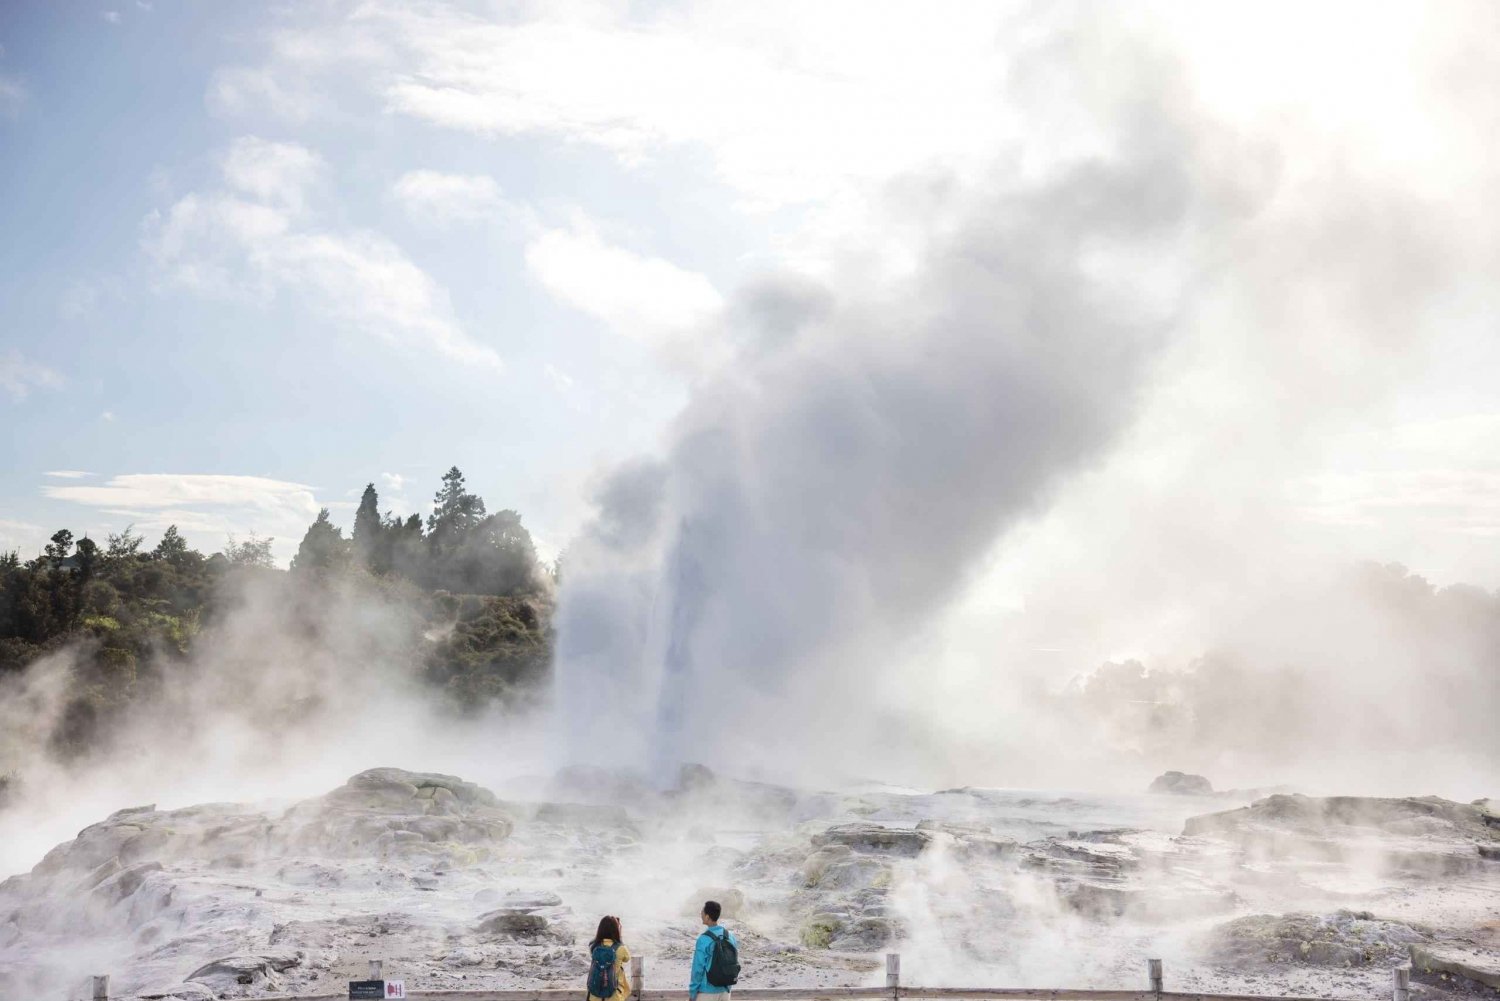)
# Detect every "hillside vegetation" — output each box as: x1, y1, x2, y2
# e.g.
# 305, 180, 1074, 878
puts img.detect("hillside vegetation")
0, 467, 554, 766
